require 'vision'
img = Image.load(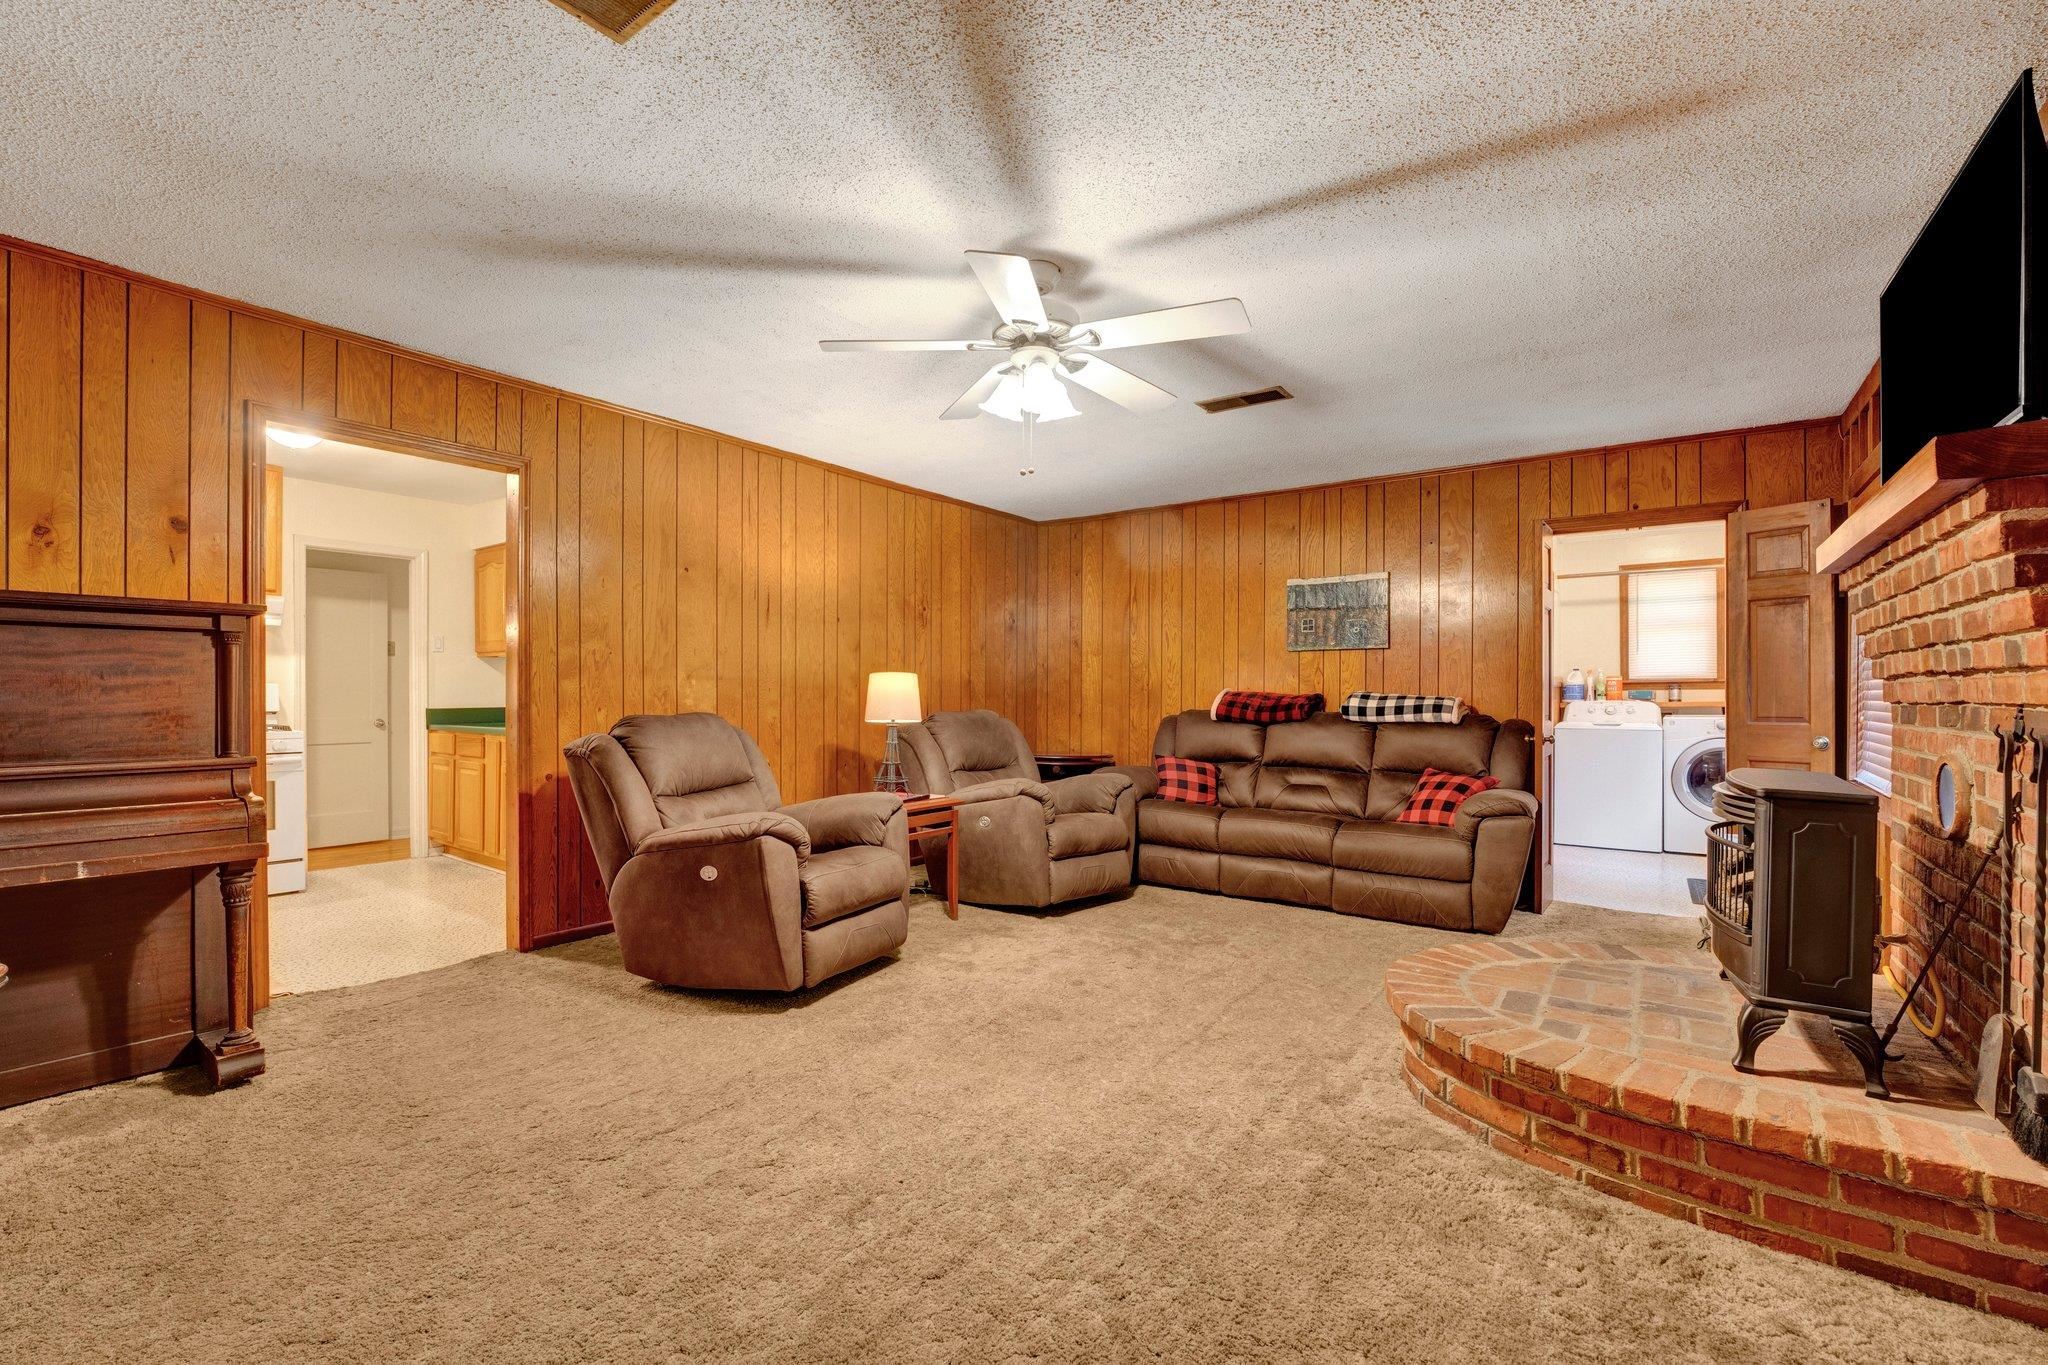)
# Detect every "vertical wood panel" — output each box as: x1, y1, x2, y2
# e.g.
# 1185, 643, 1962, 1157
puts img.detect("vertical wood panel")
495, 384, 521, 456
335, 341, 392, 426
1470, 465, 1518, 721
391, 355, 457, 442
676, 430, 717, 711
7, 253, 82, 591
457, 373, 496, 450
80, 271, 127, 596
1516, 461, 1549, 724
187, 302, 230, 601
520, 390, 559, 942
1436, 473, 1471, 704
1571, 454, 1604, 516
302, 333, 337, 416
1744, 428, 1806, 507
1628, 443, 1675, 510
553, 400, 583, 930
124, 284, 190, 599
1673, 440, 1701, 505
1804, 423, 1844, 505
1700, 434, 1745, 503
641, 424, 678, 715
